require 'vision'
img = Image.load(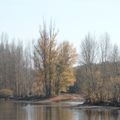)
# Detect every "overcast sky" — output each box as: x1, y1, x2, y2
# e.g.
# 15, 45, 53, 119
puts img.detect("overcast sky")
0, 0, 120, 50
